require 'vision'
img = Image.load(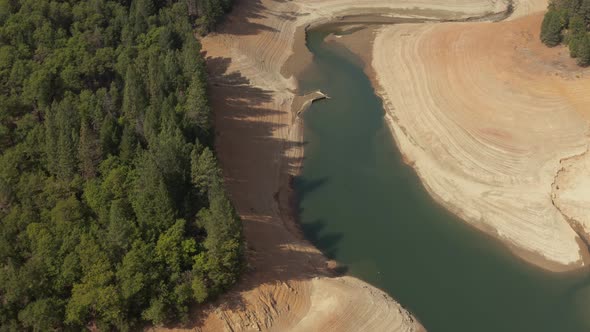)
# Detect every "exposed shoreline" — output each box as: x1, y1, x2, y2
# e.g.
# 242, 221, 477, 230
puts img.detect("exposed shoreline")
324, 21, 590, 272
179, 0, 589, 329
370, 13, 590, 272
192, 0, 504, 329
